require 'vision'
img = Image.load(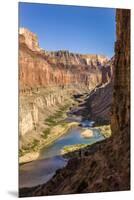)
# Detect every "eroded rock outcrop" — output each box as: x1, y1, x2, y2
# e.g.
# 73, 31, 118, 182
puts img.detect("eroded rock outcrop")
19, 28, 113, 137
19, 103, 38, 136
19, 9, 130, 197
19, 27, 110, 90
19, 27, 40, 52
70, 57, 114, 123
87, 57, 114, 123
19, 87, 75, 136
